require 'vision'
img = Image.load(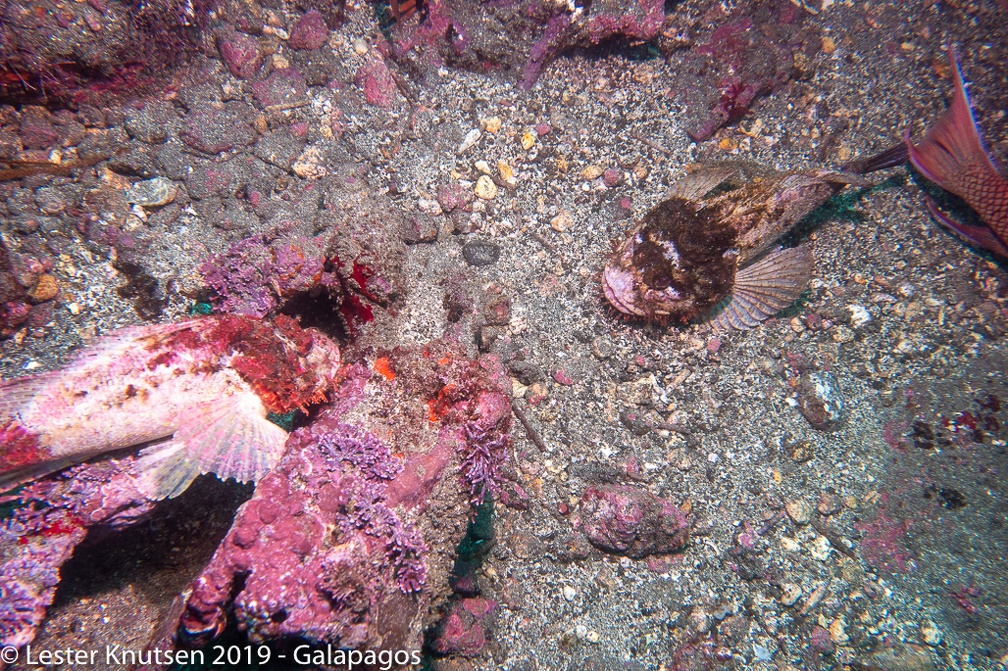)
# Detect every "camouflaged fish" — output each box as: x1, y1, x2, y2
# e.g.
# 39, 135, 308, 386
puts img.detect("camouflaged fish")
906, 46, 1008, 257
603, 164, 869, 329
0, 315, 341, 499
